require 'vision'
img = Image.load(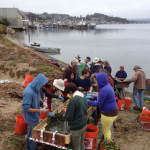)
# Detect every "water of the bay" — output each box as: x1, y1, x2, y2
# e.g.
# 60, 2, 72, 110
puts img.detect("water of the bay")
13, 24, 150, 91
